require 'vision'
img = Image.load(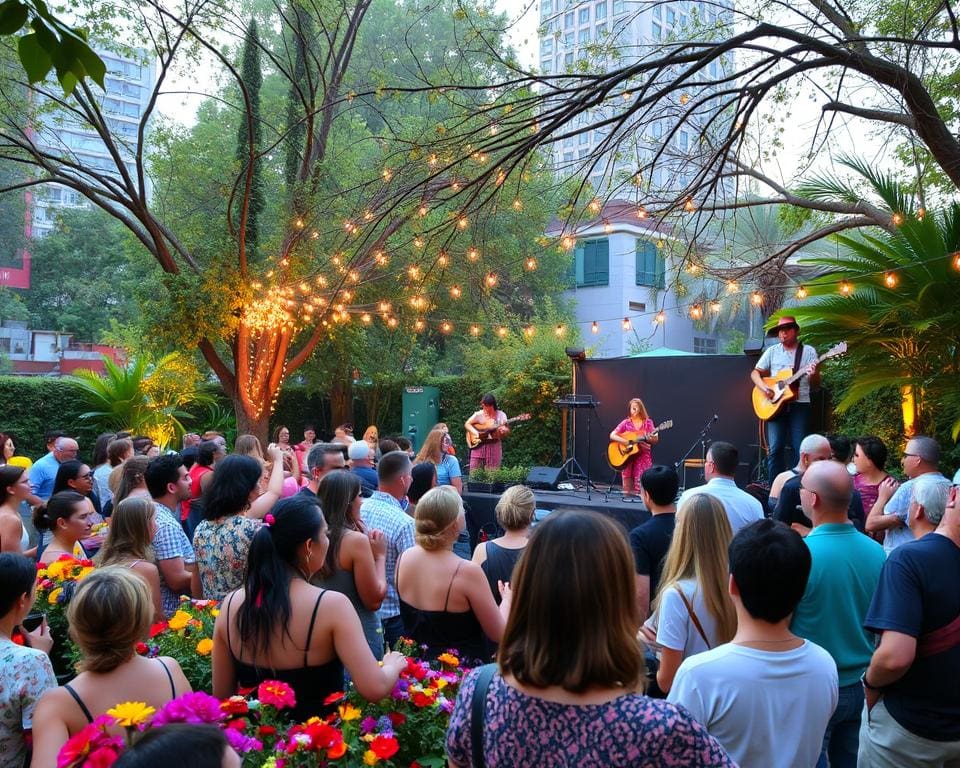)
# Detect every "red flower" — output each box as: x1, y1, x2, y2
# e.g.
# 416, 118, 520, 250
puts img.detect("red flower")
225, 719, 246, 731
405, 658, 427, 680
12, 633, 24, 646
220, 697, 250, 716
322, 691, 346, 706
258, 725, 277, 737
135, 642, 148, 655
411, 691, 436, 708
85, 746, 120, 768
370, 735, 400, 760
387, 712, 406, 727
148, 622, 168, 638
